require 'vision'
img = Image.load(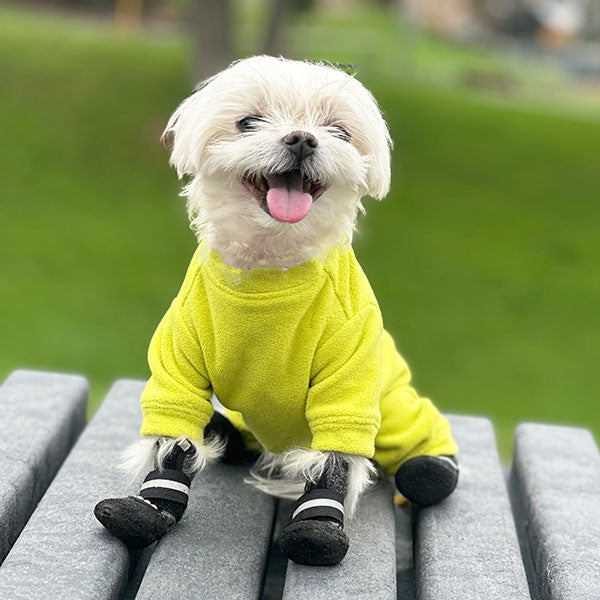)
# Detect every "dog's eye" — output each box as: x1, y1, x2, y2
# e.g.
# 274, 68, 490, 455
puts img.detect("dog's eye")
328, 125, 351, 142
237, 116, 264, 132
